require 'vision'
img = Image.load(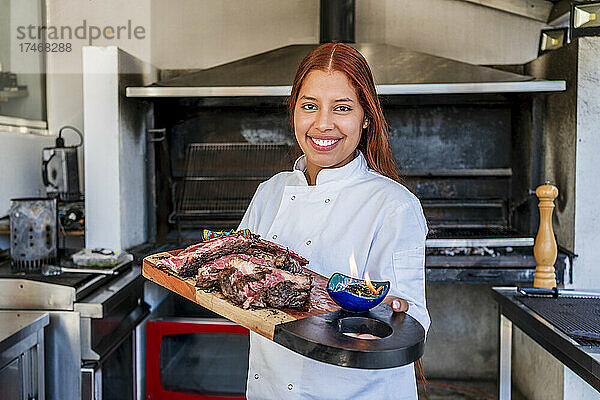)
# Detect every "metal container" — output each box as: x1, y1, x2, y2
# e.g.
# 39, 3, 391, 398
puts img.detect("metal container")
9, 198, 58, 272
